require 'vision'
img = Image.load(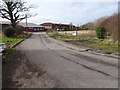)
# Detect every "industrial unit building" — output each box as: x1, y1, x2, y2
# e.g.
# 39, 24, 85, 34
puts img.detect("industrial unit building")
19, 23, 45, 32
40, 22, 76, 30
